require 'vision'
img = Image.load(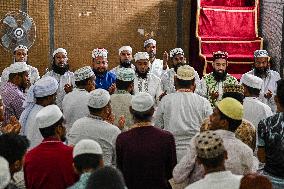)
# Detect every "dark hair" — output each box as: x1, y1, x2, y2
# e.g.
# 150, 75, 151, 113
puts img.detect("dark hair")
176, 78, 195, 88
276, 79, 284, 107
198, 153, 225, 168
219, 110, 242, 132
240, 173, 272, 189
39, 117, 64, 138
130, 107, 154, 122
86, 166, 126, 189
0, 134, 30, 164
243, 84, 261, 96
8, 71, 27, 80
88, 106, 104, 115
116, 79, 133, 90
75, 77, 93, 88
35, 93, 56, 101
222, 92, 244, 104
73, 154, 102, 173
